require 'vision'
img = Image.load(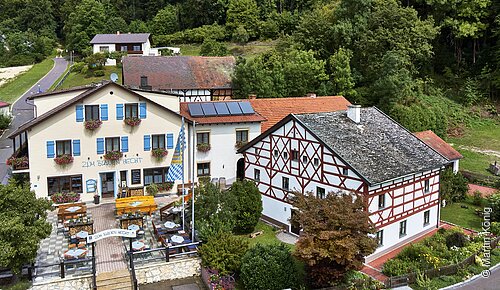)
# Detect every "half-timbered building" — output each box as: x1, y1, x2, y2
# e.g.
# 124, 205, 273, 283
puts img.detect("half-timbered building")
238, 105, 449, 260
